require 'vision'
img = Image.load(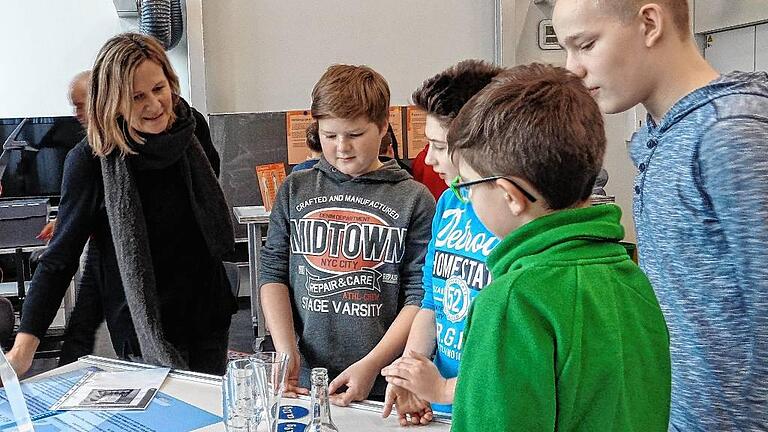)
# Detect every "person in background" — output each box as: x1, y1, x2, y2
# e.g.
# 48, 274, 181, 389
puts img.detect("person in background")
411, 145, 446, 201
448, 64, 670, 431
291, 121, 323, 172
69, 70, 90, 127
7, 33, 236, 376
259, 64, 435, 406
56, 249, 104, 365
380, 59, 503, 426
553, 1, 768, 429
37, 70, 91, 242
